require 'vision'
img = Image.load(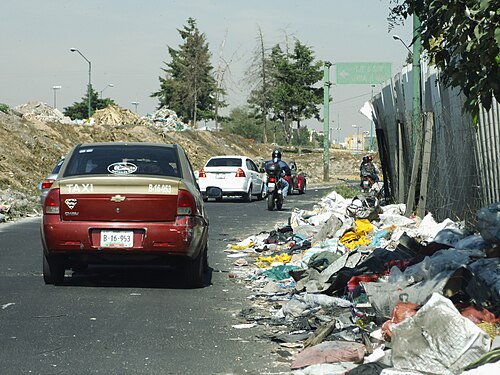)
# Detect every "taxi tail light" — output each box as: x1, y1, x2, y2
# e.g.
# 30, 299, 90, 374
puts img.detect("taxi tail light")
268, 176, 276, 183
199, 168, 206, 178
235, 168, 246, 177
177, 189, 196, 216
41, 179, 55, 190
44, 188, 60, 214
